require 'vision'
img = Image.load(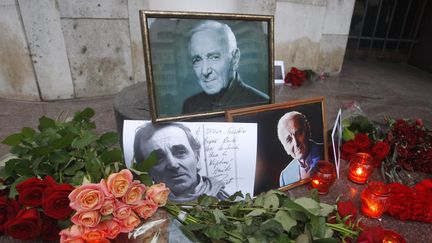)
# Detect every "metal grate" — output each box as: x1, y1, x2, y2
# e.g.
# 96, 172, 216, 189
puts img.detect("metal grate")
346, 0, 428, 62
